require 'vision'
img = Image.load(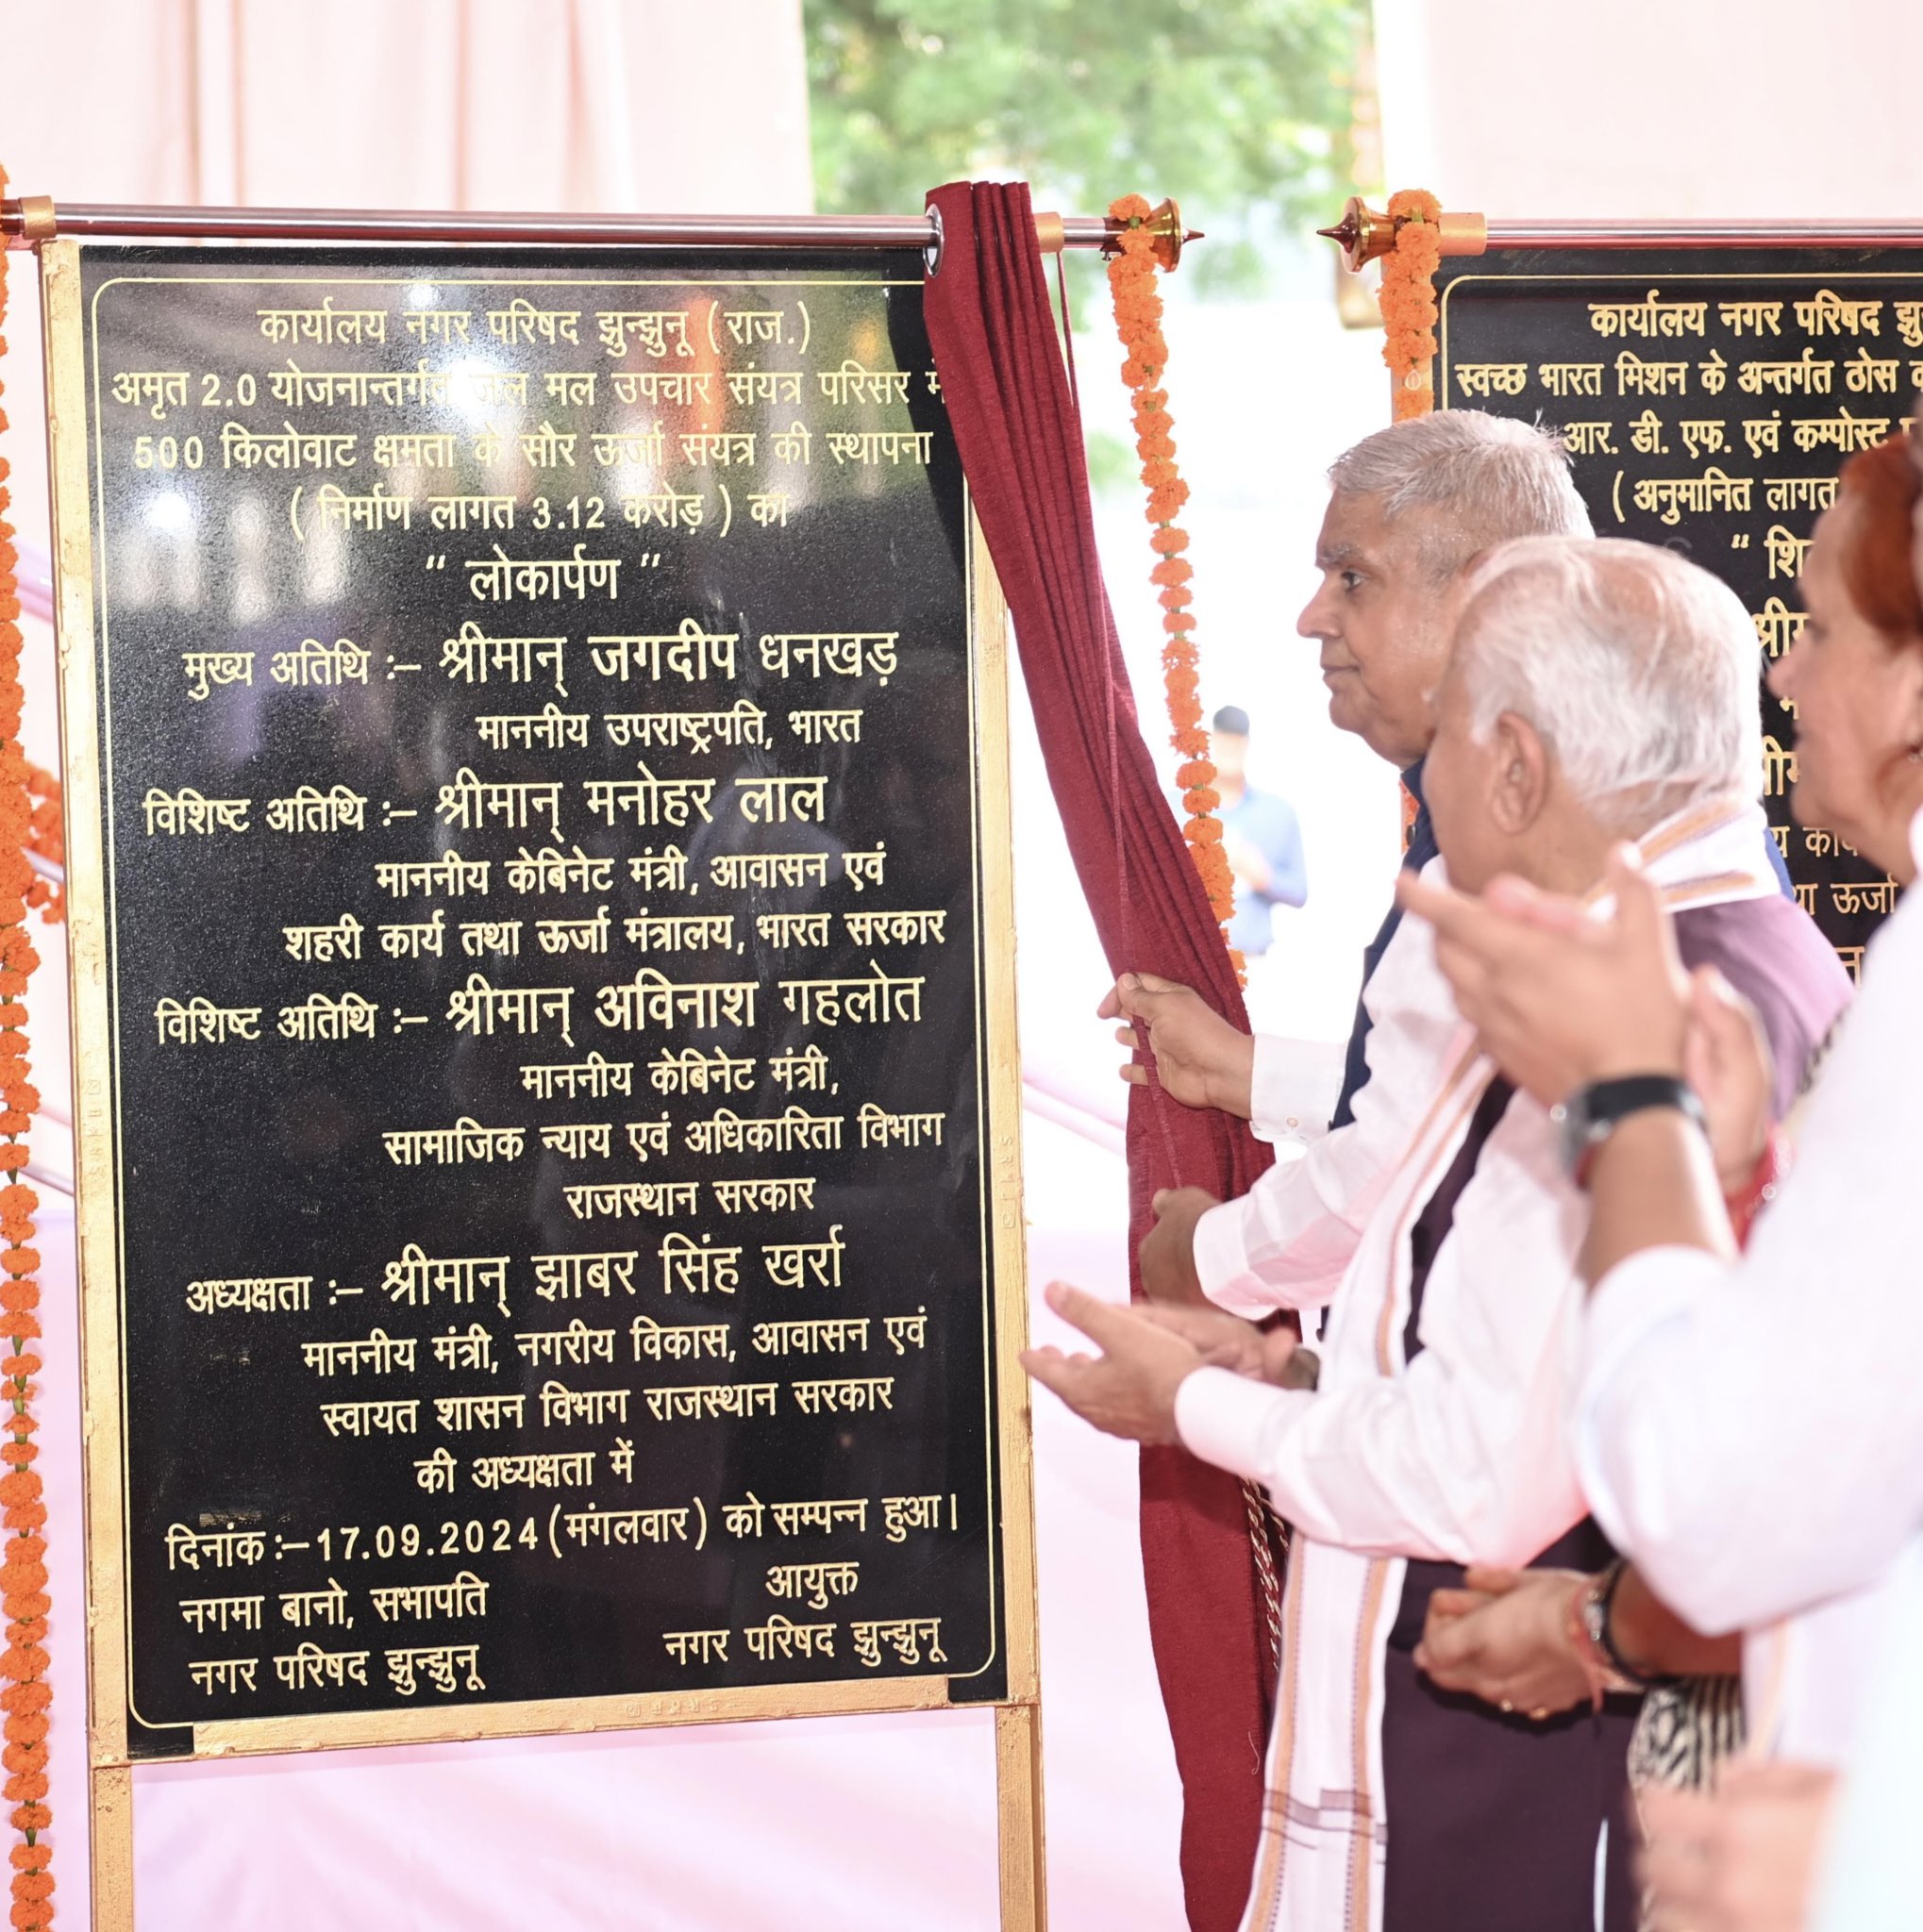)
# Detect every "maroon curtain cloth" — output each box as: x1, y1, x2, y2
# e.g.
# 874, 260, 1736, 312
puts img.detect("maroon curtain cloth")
924, 180, 1278, 1932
